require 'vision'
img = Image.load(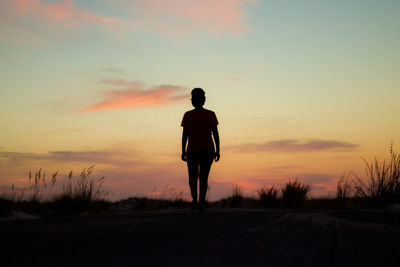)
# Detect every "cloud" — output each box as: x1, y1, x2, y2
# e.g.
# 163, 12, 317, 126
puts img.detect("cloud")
0, 0, 257, 39
137, 0, 258, 35
47, 128, 82, 134
228, 139, 359, 152
100, 67, 125, 73
3, 0, 131, 26
0, 150, 139, 168
78, 80, 188, 113
0, 0, 134, 44
298, 173, 337, 185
